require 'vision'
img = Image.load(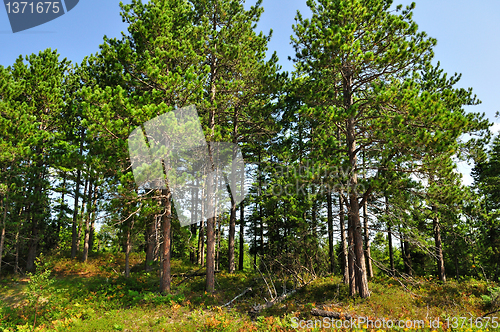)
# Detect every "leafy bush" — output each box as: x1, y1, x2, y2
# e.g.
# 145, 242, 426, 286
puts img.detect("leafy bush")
26, 255, 66, 328
481, 286, 500, 309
